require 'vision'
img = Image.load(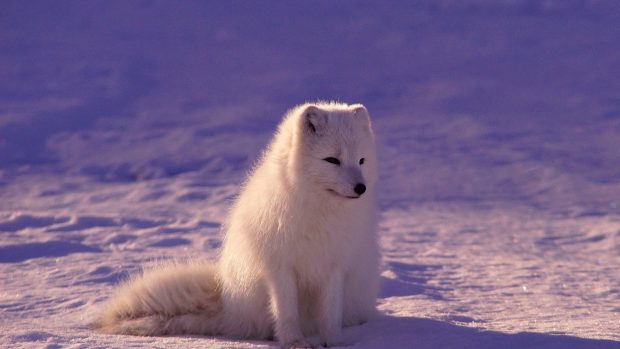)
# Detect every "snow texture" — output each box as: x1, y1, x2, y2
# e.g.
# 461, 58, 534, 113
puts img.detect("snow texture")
1, 1, 619, 348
